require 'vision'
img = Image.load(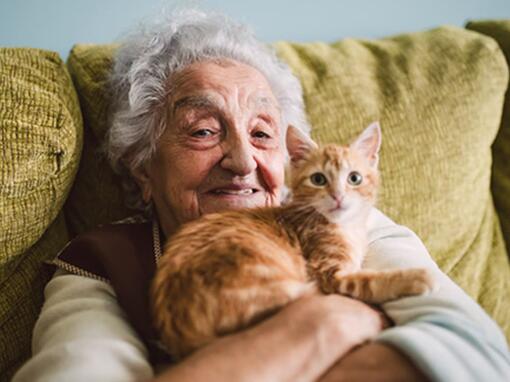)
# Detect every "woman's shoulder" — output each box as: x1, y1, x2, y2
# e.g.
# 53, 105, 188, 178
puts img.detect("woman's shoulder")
67, 214, 153, 251
79, 214, 152, 239
51, 215, 156, 283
